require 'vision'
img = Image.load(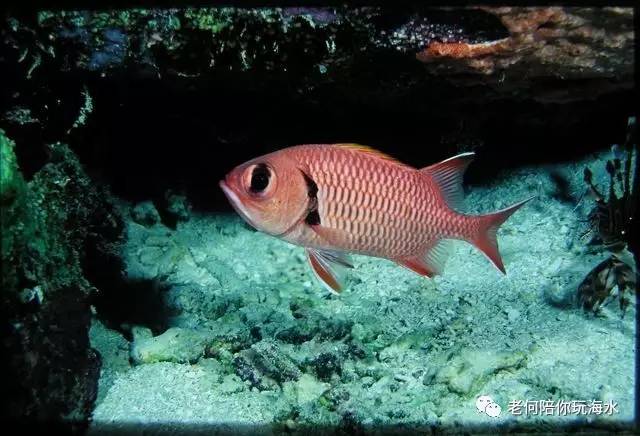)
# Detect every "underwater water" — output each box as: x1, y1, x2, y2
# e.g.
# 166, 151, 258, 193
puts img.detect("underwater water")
1, 4, 637, 436
87, 151, 638, 435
